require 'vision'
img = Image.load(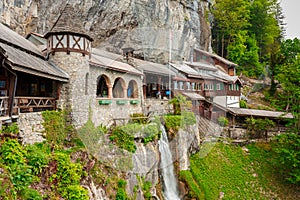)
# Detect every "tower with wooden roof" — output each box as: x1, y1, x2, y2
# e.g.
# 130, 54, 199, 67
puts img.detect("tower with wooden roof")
44, 4, 93, 127
44, 4, 93, 56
